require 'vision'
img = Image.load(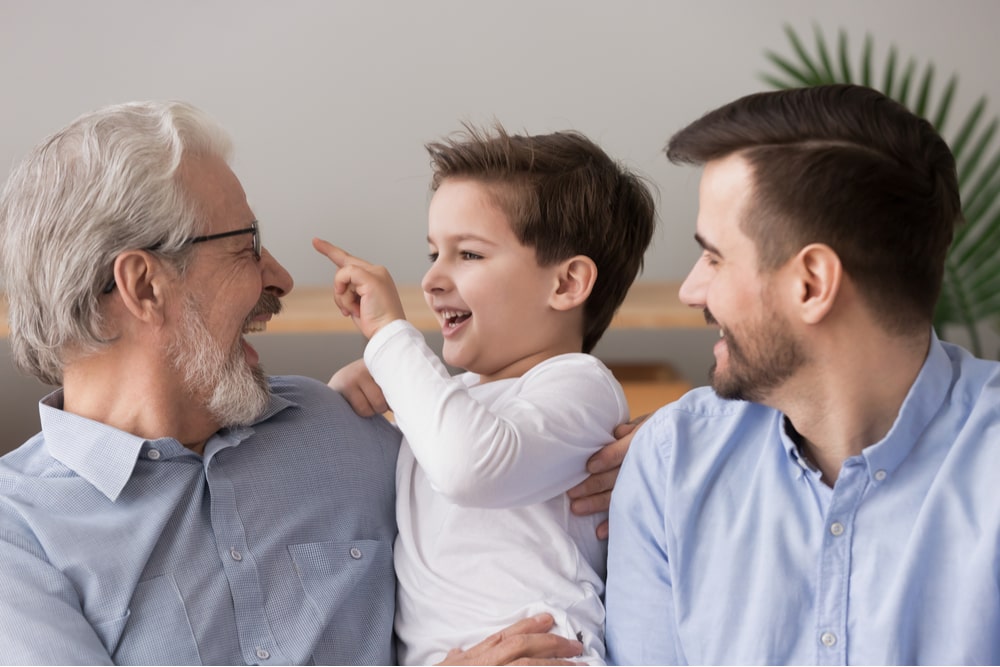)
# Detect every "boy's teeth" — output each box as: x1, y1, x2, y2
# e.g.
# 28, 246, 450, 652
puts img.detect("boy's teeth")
442, 310, 470, 327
